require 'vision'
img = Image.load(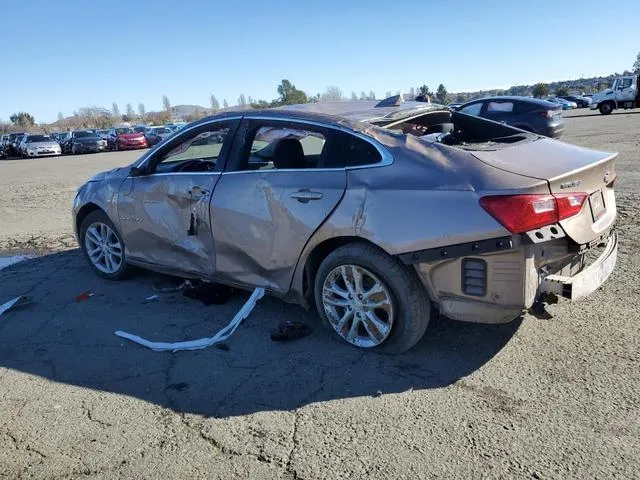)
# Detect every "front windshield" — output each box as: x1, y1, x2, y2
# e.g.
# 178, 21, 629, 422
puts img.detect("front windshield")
153, 127, 169, 134
26, 135, 49, 143
116, 128, 133, 135
134, 127, 146, 133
